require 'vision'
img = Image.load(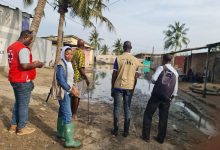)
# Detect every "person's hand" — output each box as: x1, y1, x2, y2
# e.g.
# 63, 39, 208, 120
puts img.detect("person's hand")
33, 61, 44, 68
85, 79, 90, 87
71, 86, 80, 97
169, 95, 176, 102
